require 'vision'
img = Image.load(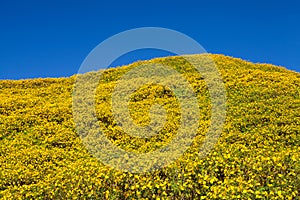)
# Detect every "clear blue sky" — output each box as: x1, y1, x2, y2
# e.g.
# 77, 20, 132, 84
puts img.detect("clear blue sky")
1, 0, 300, 79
